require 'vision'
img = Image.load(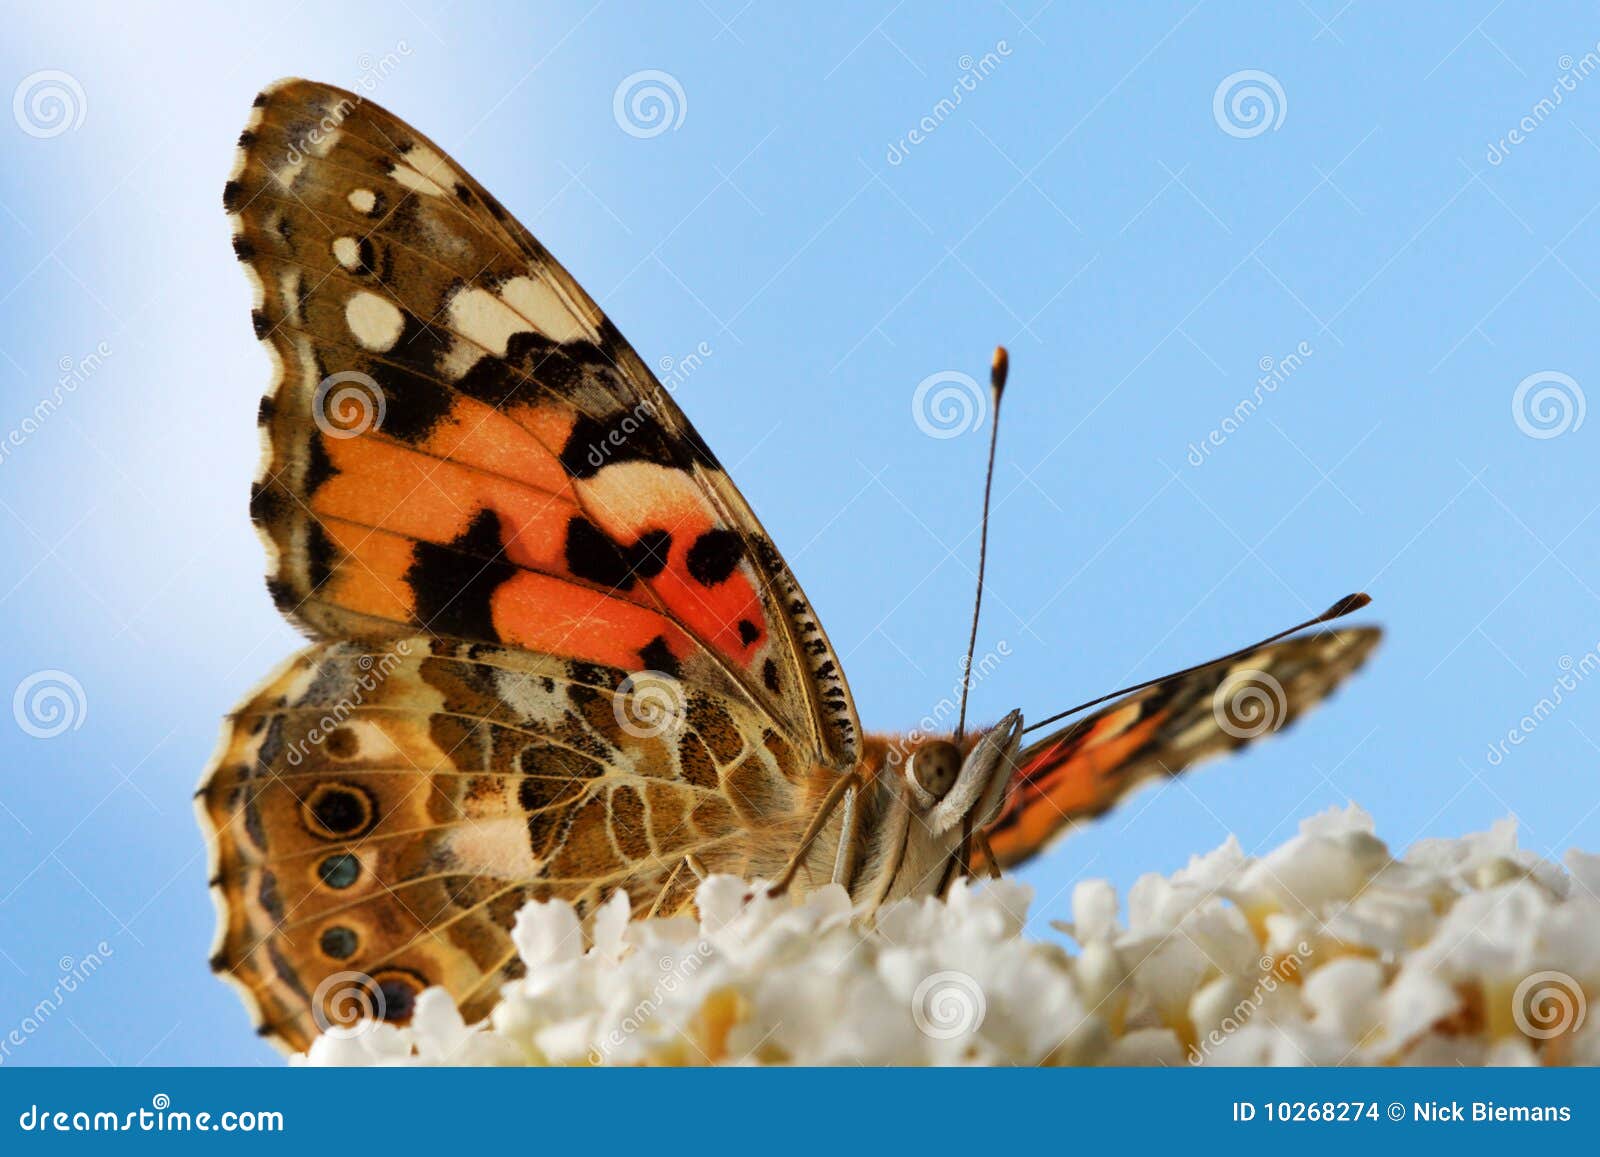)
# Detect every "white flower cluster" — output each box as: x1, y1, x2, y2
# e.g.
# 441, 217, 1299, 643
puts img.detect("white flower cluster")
302, 805, 1600, 1066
